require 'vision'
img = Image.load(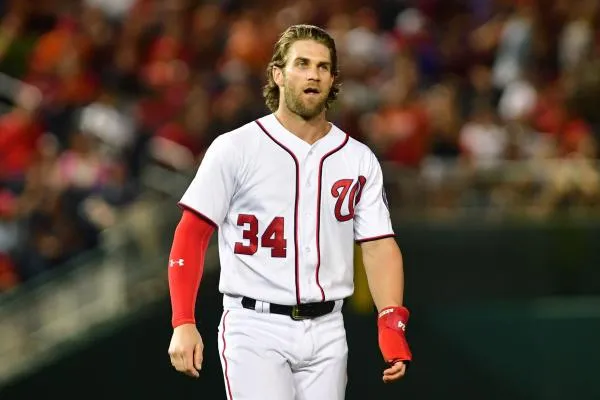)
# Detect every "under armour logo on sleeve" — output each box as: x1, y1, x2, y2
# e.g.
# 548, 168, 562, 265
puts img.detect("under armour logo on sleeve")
169, 259, 185, 267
